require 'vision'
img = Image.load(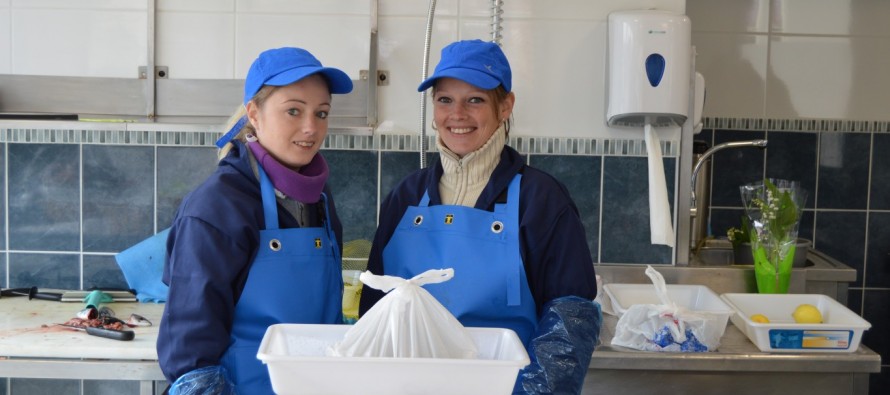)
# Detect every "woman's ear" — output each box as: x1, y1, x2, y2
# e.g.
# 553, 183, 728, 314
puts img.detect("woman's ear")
246, 100, 260, 132
500, 92, 516, 120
